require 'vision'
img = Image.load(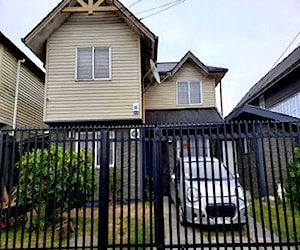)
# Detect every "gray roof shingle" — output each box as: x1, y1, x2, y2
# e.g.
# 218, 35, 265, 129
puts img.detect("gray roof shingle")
157, 62, 228, 74
235, 45, 300, 108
